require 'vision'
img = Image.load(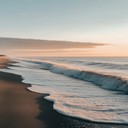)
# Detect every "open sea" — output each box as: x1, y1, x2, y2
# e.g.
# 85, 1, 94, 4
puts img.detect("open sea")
1, 57, 128, 124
